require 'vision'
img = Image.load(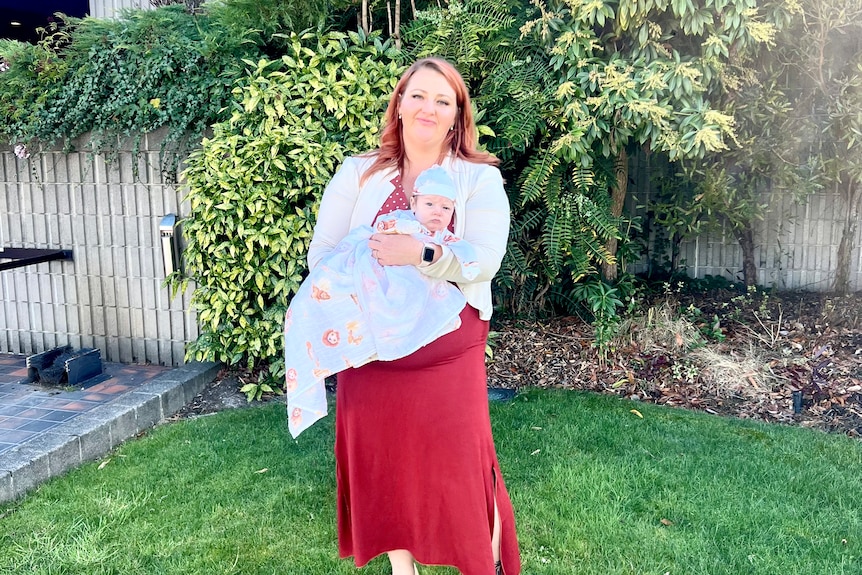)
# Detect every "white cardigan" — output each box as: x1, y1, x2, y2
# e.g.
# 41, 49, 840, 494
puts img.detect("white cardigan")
308, 154, 510, 320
